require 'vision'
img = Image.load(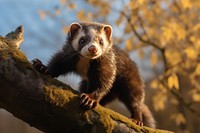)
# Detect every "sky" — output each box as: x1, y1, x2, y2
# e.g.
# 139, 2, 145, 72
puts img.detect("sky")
0, 0, 66, 61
